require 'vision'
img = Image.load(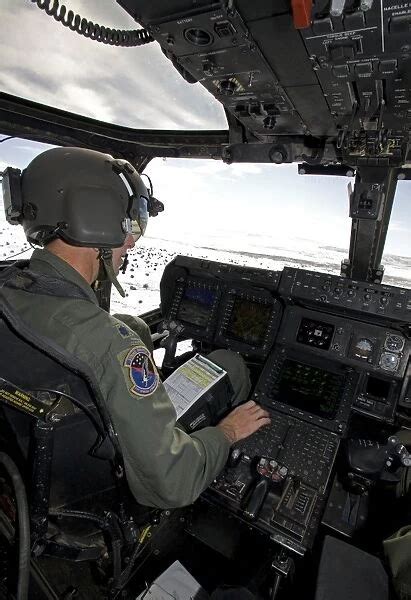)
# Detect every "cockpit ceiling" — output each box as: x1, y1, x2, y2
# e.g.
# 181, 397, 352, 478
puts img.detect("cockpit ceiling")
118, 0, 411, 167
